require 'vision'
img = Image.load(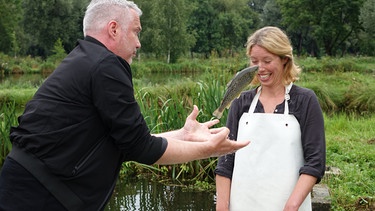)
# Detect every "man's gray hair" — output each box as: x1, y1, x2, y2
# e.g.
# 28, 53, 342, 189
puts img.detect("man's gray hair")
83, 0, 142, 36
